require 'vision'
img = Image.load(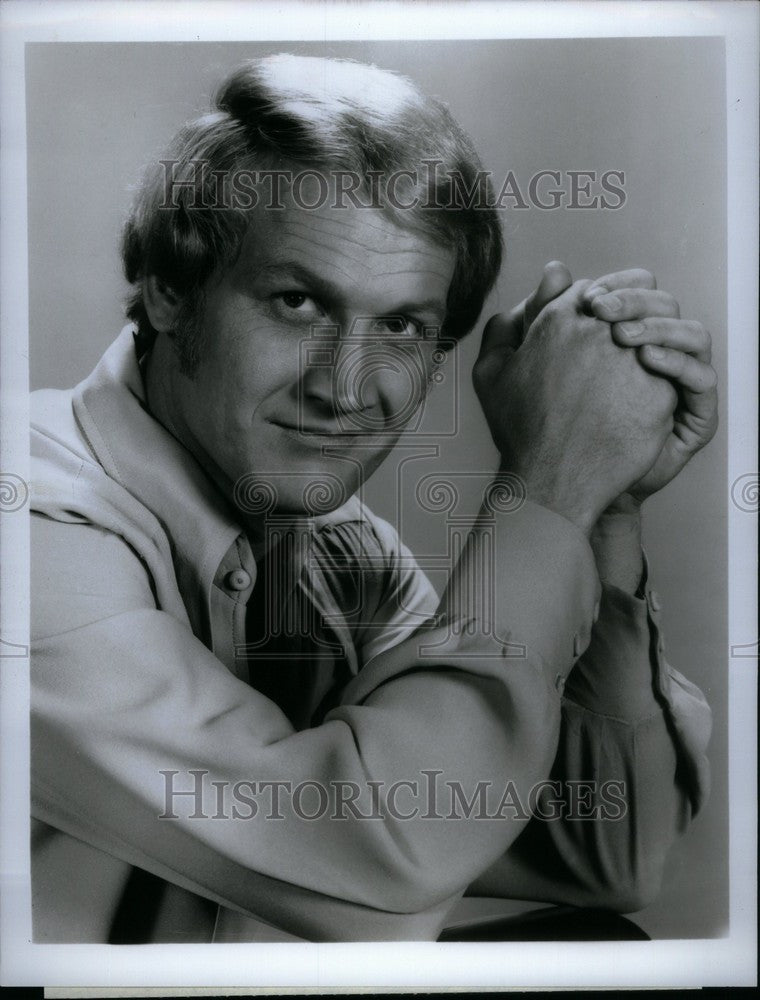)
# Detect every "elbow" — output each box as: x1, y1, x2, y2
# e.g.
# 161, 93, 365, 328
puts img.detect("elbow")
395, 859, 477, 914
362, 819, 513, 914
382, 876, 477, 917
360, 849, 469, 914
587, 866, 664, 915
